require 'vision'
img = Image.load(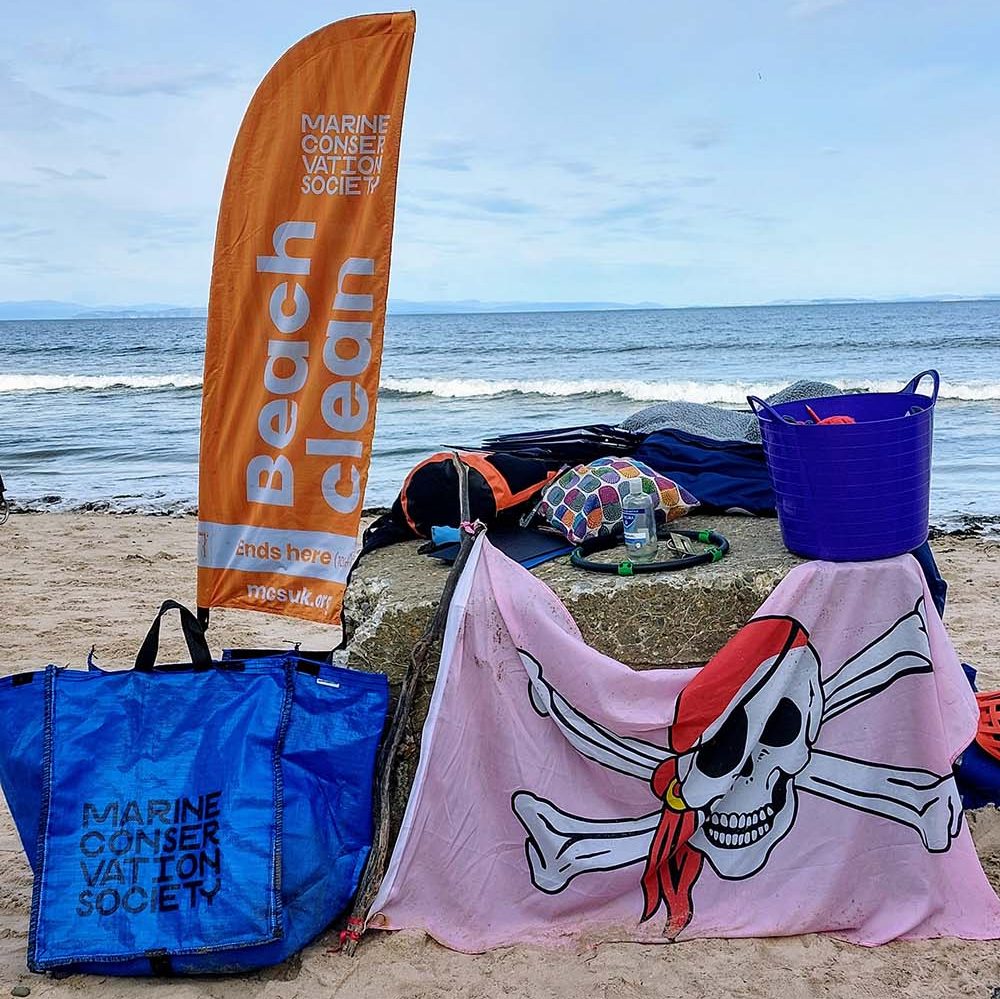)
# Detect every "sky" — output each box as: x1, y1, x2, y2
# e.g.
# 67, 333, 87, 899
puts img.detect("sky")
1, 0, 998, 308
